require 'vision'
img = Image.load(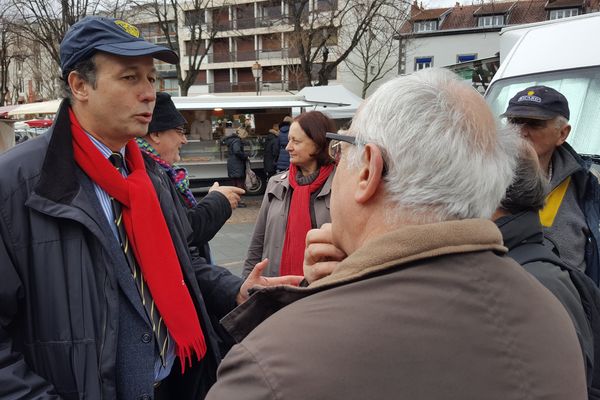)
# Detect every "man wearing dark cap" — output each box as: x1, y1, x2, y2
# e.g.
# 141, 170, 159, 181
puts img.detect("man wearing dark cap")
503, 85, 600, 285
0, 16, 300, 400
137, 92, 244, 264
